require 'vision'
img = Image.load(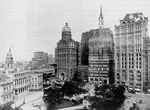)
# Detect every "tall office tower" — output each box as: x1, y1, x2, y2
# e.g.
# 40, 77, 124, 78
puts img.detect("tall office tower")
88, 6, 114, 84
115, 13, 148, 92
55, 23, 80, 81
